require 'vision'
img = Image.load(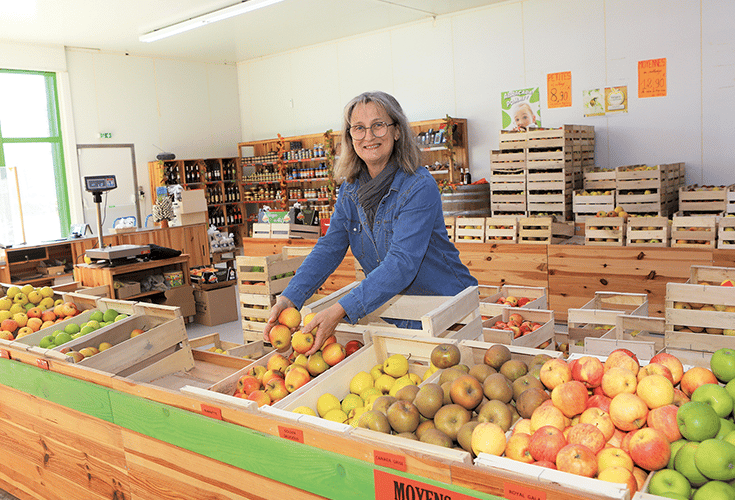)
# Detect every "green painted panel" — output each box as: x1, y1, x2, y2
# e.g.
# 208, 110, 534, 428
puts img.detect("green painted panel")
0, 358, 113, 422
